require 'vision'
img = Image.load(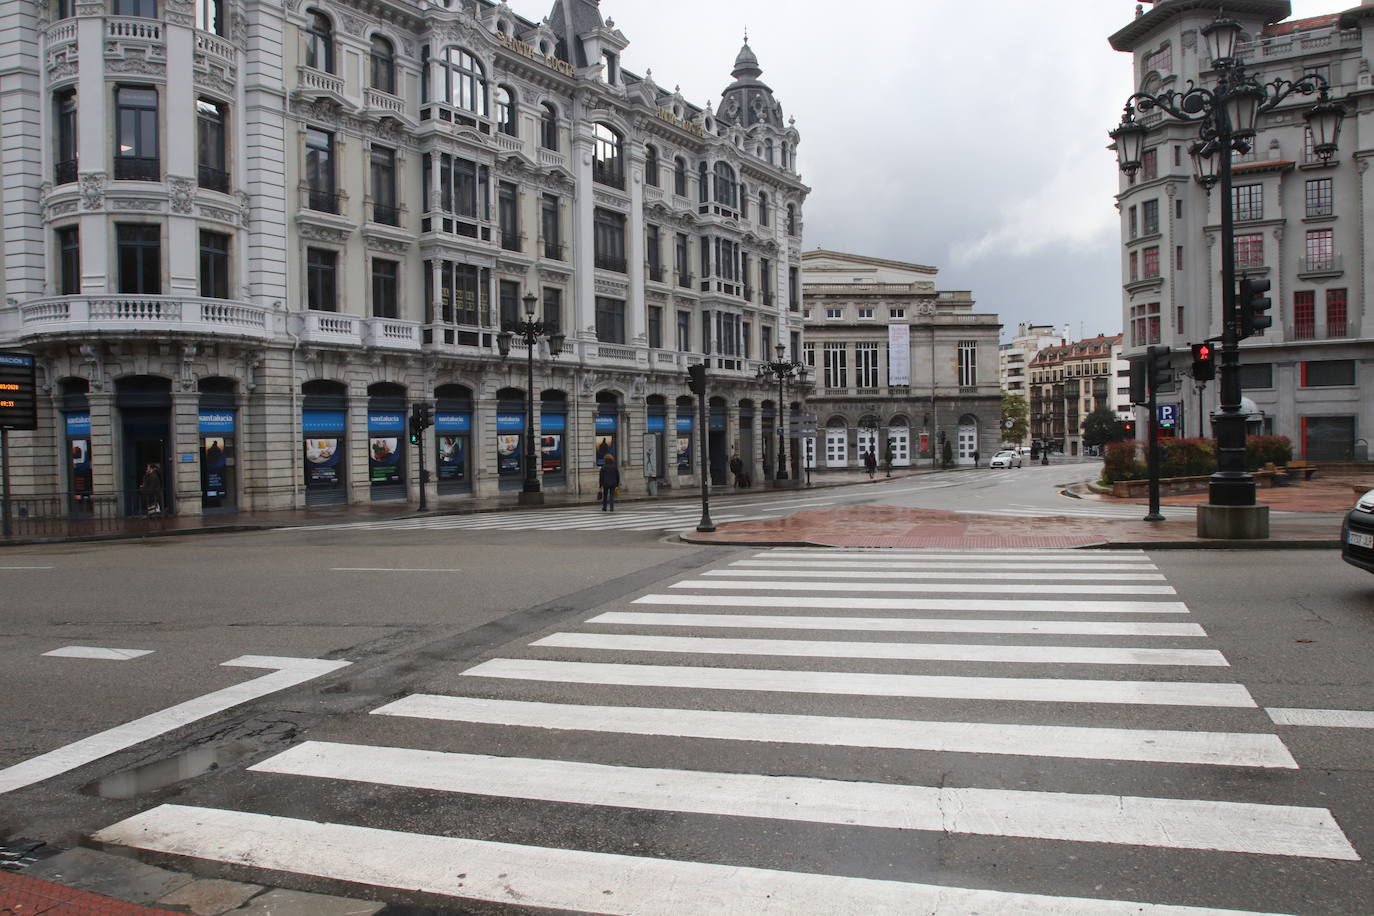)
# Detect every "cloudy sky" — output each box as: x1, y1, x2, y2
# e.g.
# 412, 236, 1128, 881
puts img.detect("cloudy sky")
555, 0, 1337, 342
